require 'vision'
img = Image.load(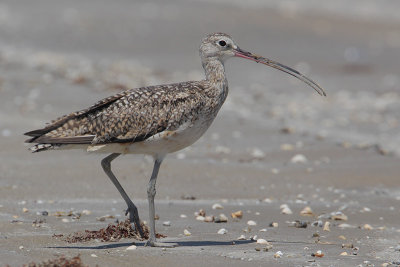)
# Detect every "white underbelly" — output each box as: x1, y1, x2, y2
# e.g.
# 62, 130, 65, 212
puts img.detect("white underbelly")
85, 118, 214, 156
